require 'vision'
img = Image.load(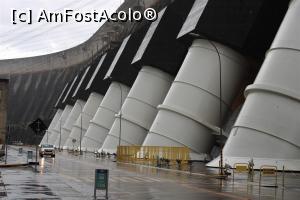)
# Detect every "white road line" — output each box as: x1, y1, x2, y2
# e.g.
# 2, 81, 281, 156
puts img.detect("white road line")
121, 177, 141, 183
118, 177, 130, 182
144, 177, 162, 182
133, 177, 154, 183
133, 177, 153, 183
82, 177, 93, 183
109, 177, 117, 183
